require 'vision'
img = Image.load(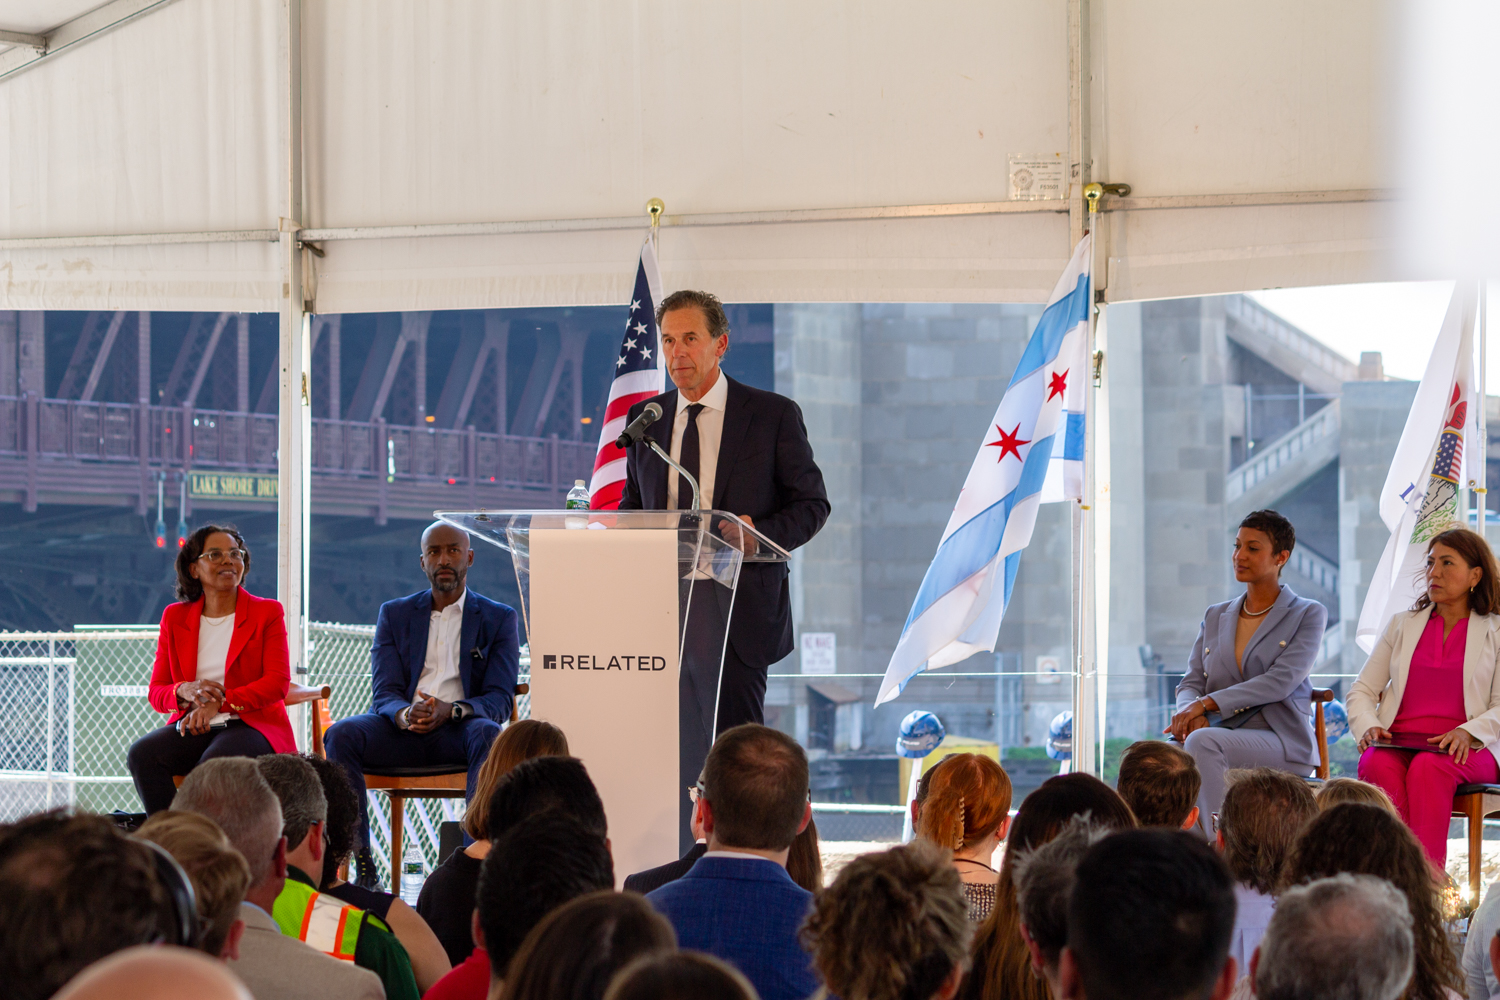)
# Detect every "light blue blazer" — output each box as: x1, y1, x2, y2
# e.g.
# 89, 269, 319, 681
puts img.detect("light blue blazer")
1176, 584, 1327, 768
